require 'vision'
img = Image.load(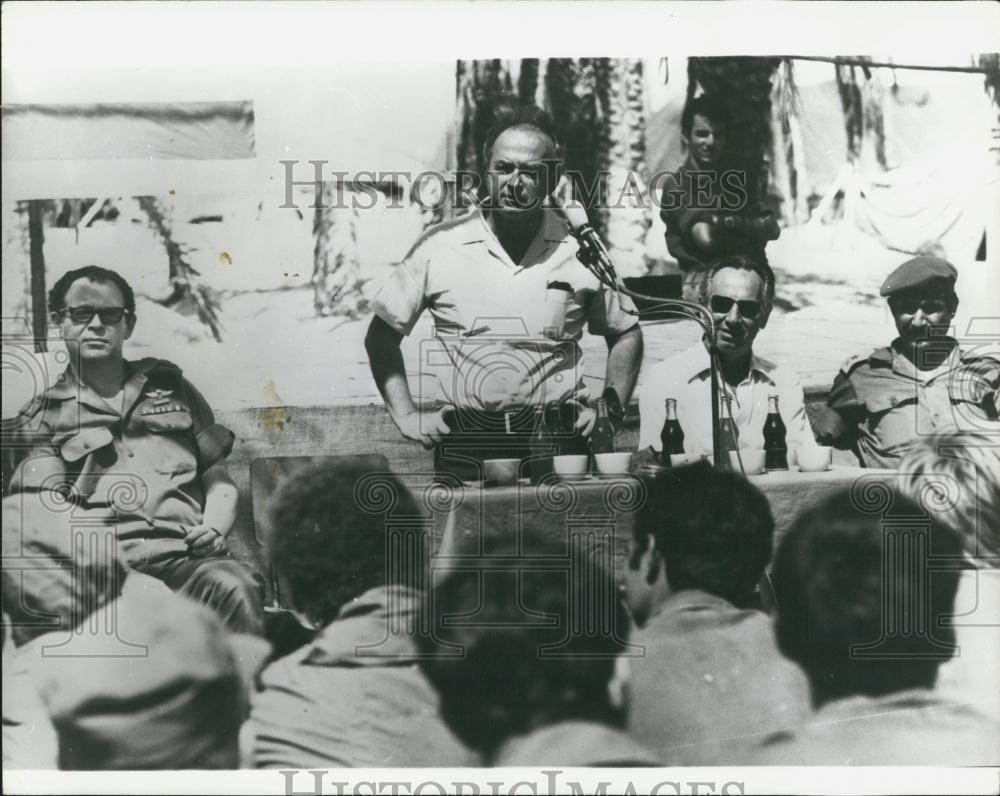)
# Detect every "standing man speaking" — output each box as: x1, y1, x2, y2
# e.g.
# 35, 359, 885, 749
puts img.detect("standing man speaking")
366, 104, 643, 480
